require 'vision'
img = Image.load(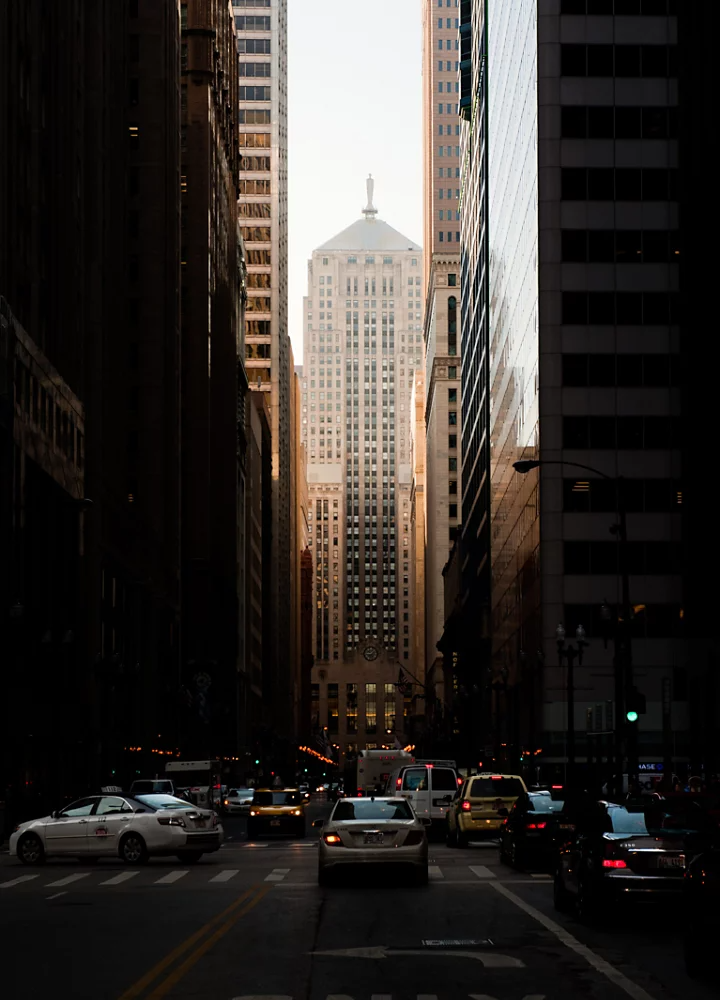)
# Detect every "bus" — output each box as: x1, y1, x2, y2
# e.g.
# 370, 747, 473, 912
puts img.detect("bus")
344, 749, 415, 796
165, 759, 222, 811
